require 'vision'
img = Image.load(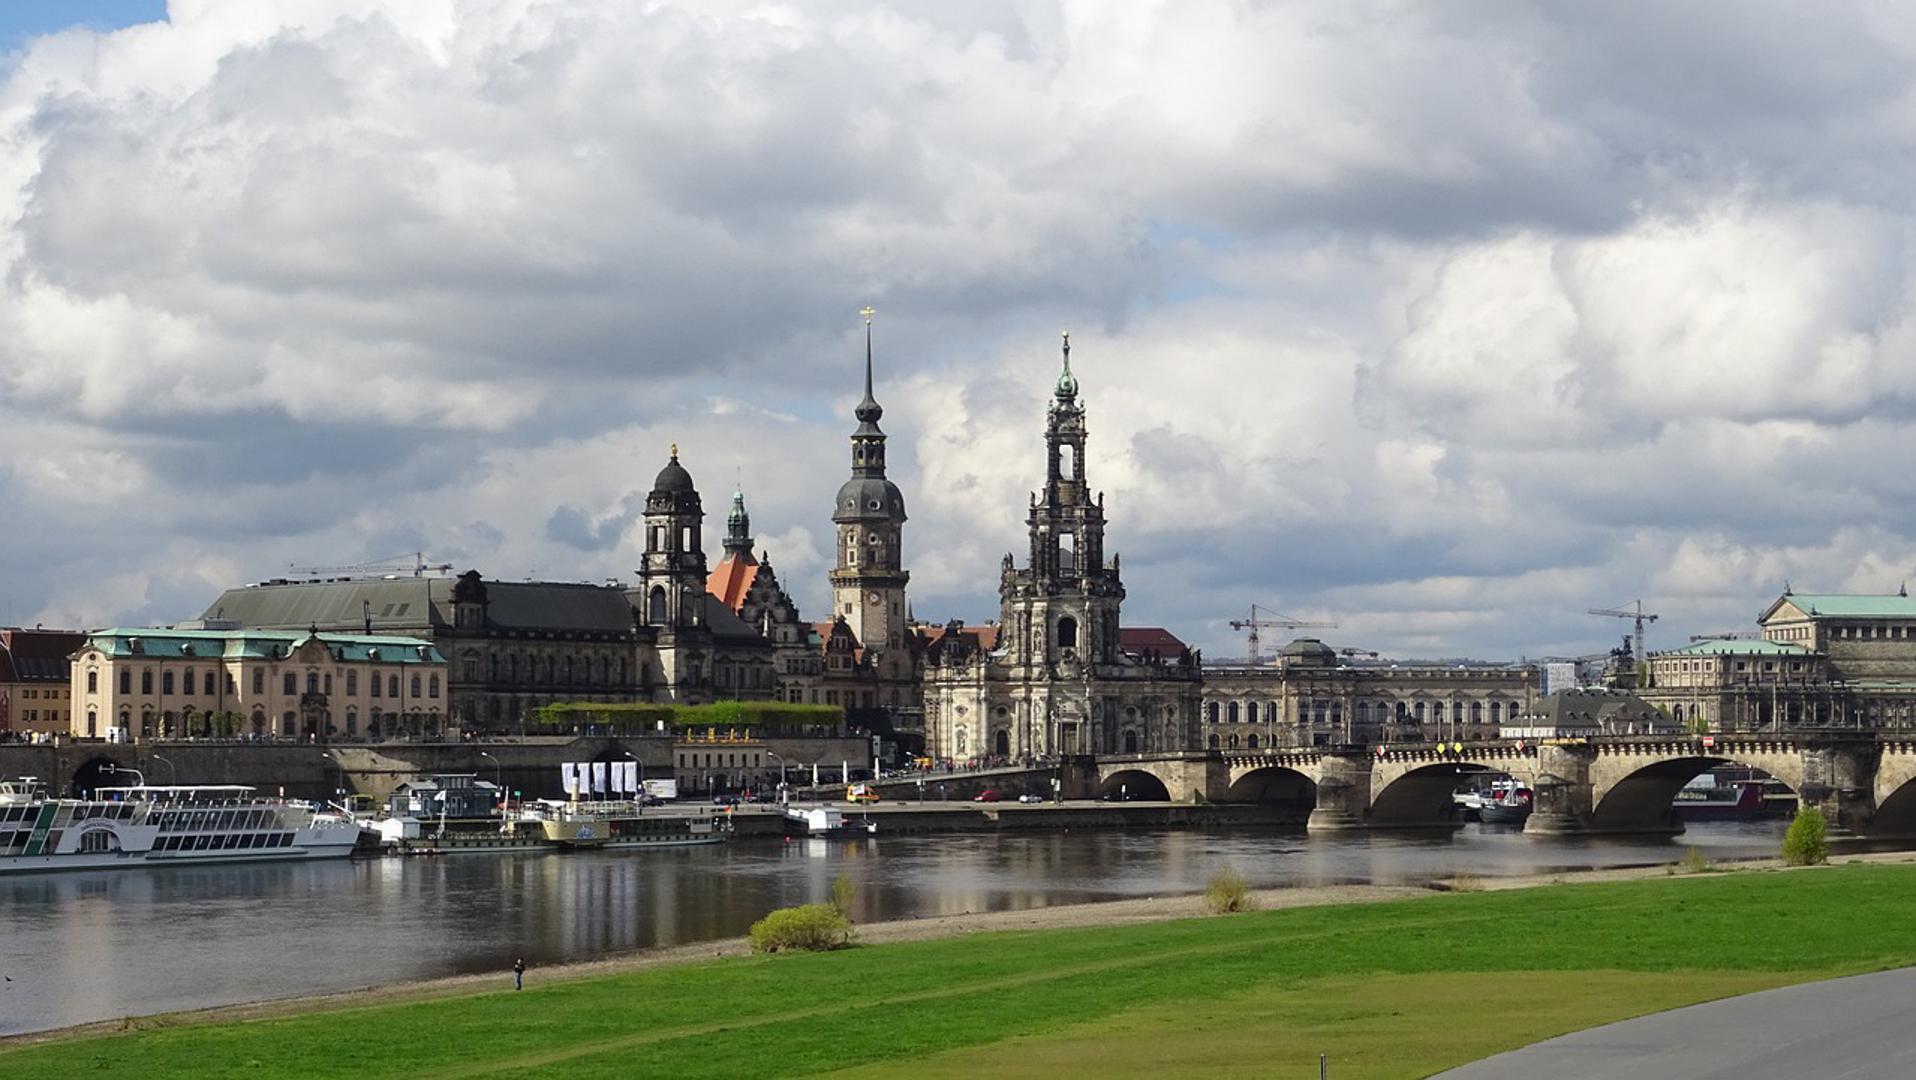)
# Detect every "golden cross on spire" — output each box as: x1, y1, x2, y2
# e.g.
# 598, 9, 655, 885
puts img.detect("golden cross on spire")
861, 305, 875, 327
670, 442, 678, 458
